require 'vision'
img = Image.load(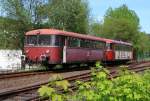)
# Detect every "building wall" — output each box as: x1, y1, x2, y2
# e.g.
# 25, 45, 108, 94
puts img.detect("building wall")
0, 50, 22, 70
